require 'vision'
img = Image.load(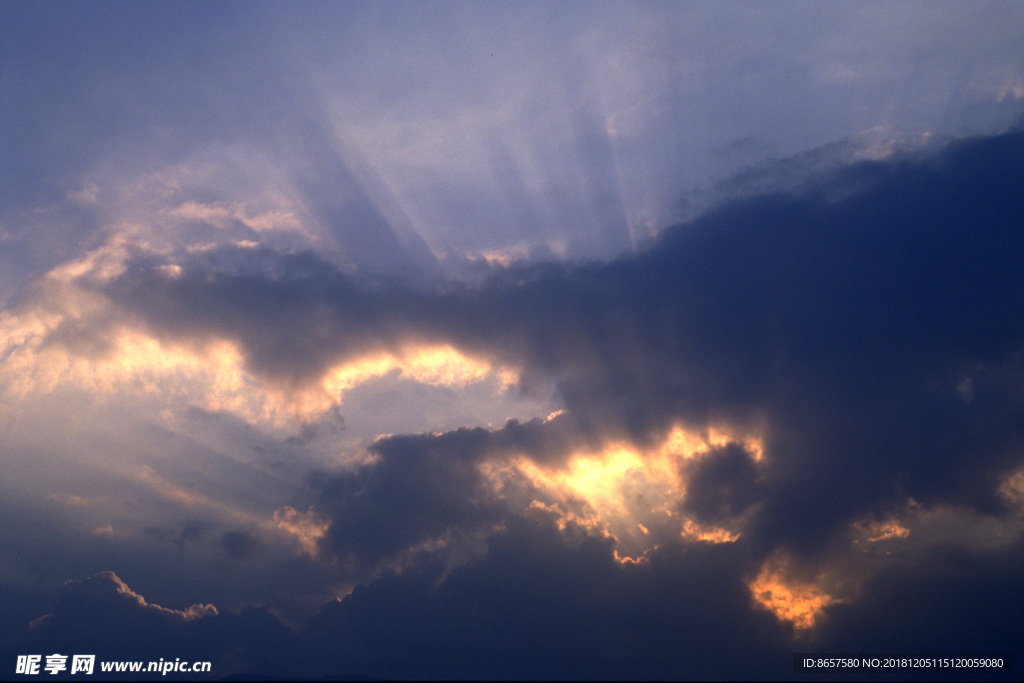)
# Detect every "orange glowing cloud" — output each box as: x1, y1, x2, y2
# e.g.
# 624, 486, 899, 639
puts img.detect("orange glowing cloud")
680, 519, 741, 544
273, 506, 330, 560
321, 344, 516, 398
849, 496, 1024, 555
506, 441, 682, 553
859, 519, 911, 543
169, 200, 303, 234
748, 557, 836, 631
0, 242, 520, 430
485, 422, 761, 555
999, 468, 1024, 508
